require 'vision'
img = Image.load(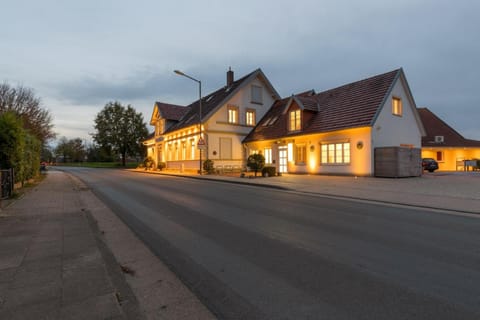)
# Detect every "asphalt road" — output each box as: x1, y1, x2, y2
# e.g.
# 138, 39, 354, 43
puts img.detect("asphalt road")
63, 167, 480, 320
